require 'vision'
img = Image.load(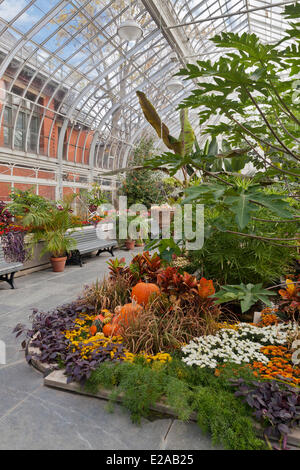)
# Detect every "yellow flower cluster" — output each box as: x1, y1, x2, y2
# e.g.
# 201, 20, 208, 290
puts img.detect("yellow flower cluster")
64, 316, 123, 360
217, 322, 239, 331
123, 351, 172, 364
64, 315, 172, 364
